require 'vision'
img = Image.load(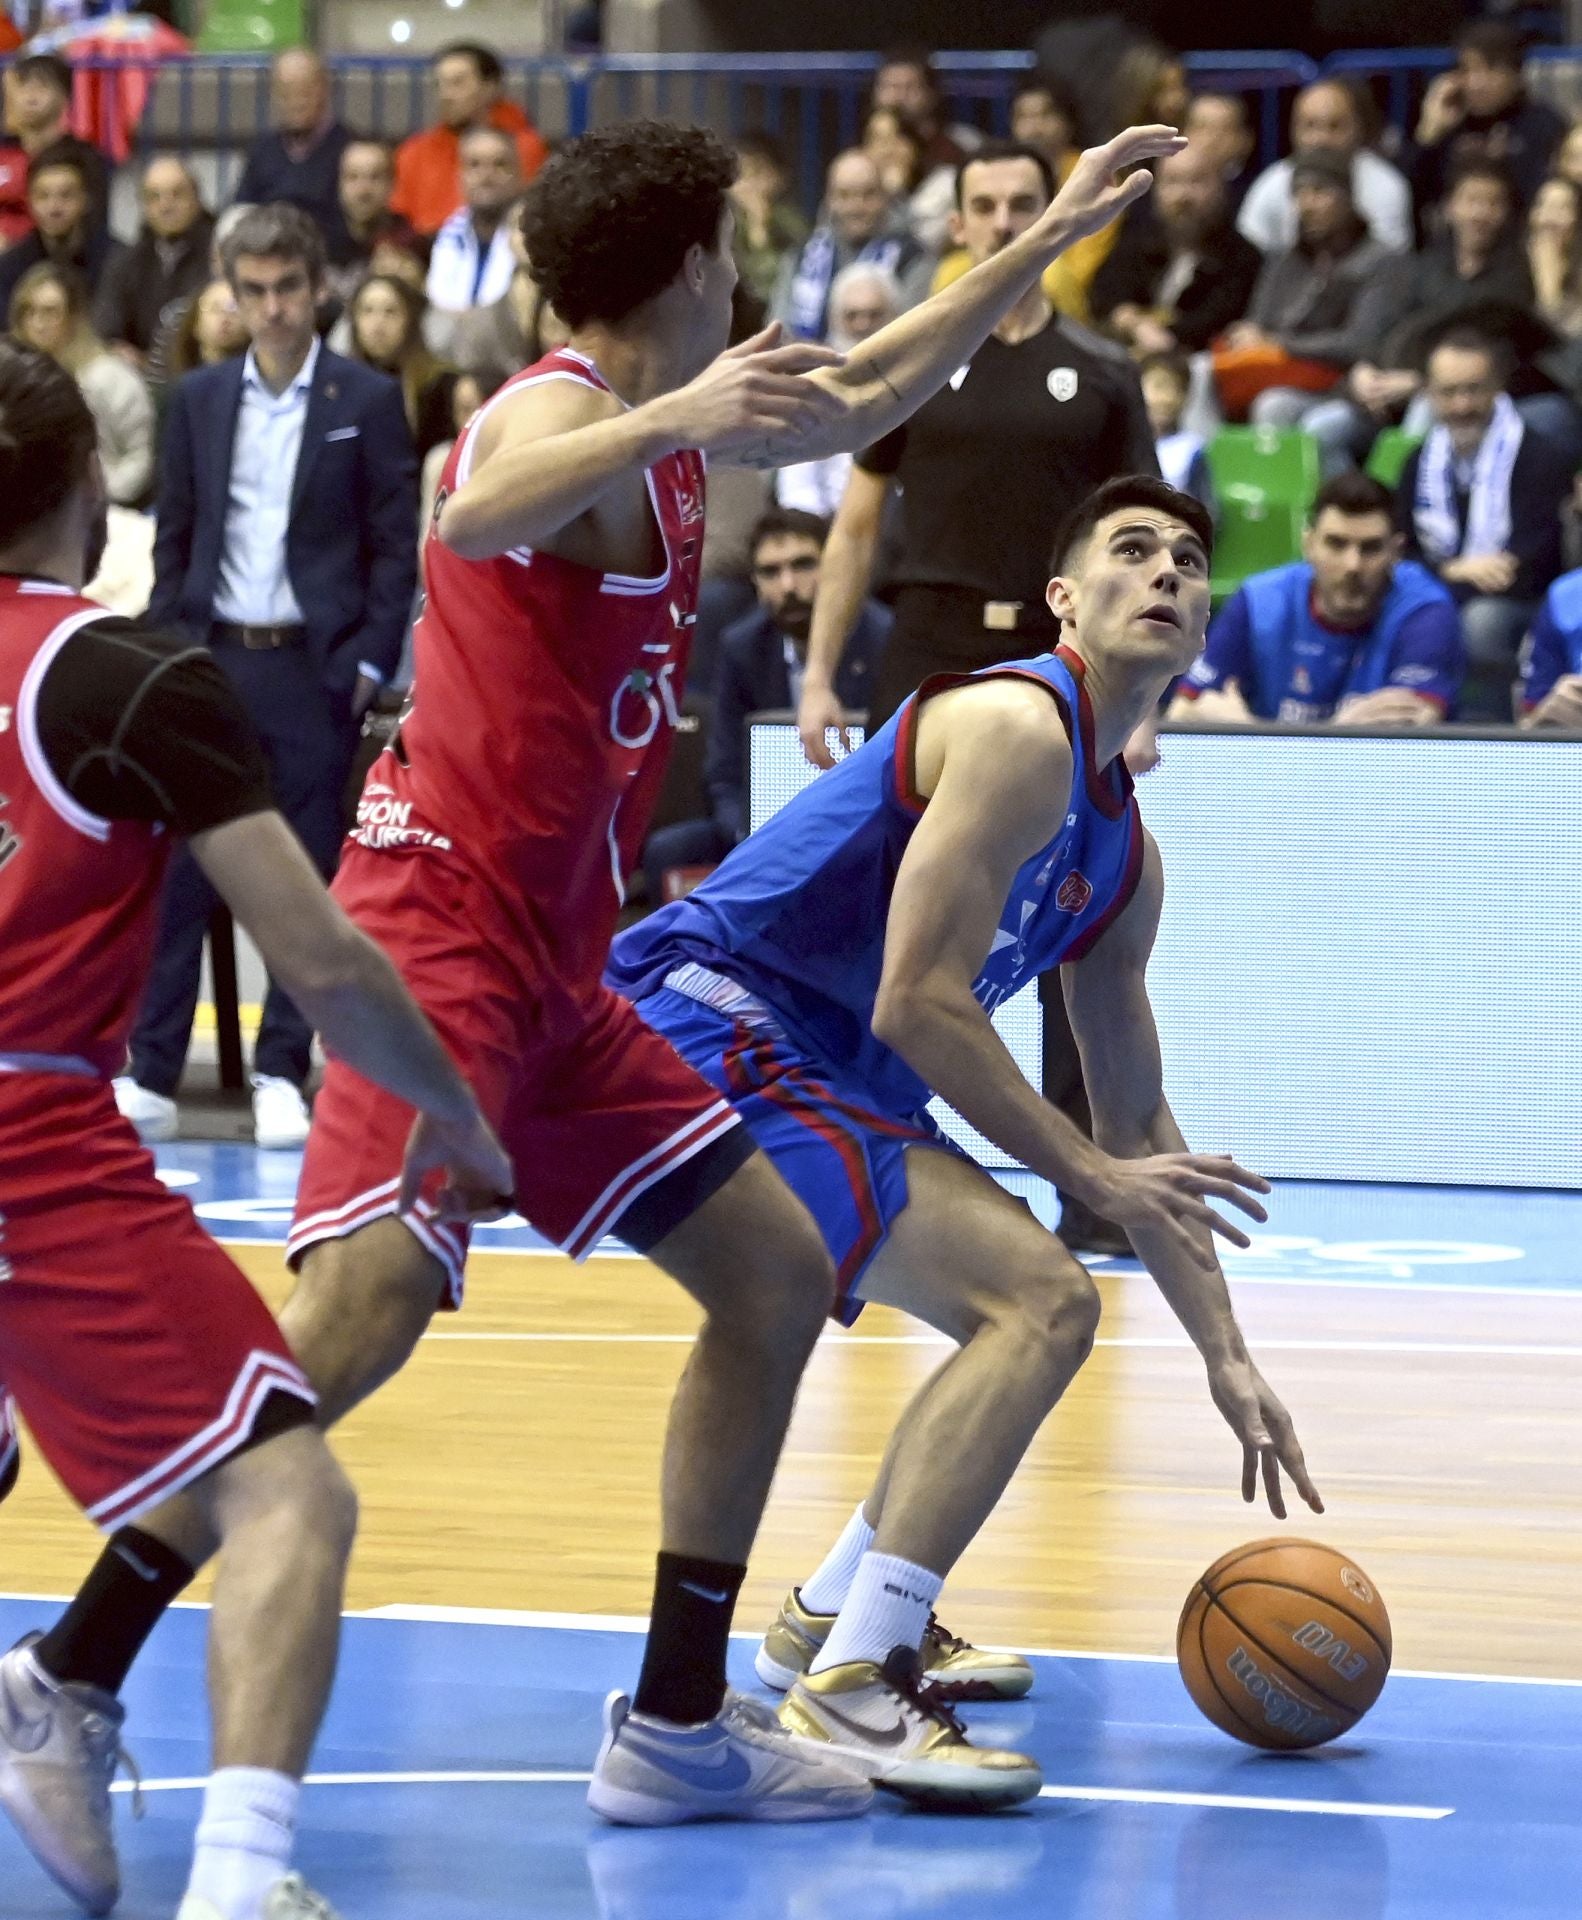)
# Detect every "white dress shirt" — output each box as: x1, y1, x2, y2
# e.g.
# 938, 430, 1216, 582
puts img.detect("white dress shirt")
212, 336, 319, 626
